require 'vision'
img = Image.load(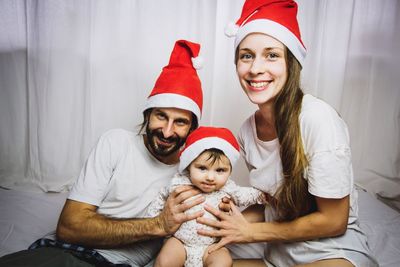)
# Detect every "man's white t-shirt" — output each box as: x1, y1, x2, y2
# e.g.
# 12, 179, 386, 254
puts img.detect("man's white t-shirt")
68, 128, 178, 265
